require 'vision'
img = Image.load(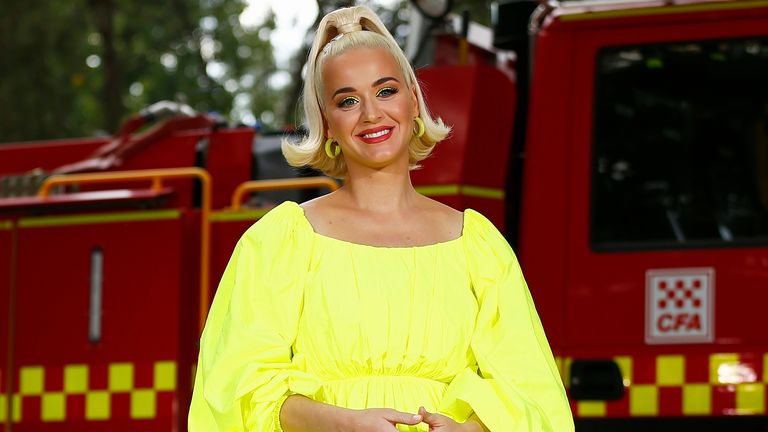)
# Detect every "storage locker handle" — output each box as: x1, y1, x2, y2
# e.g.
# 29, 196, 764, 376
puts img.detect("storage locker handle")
38, 167, 212, 335
89, 247, 103, 343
